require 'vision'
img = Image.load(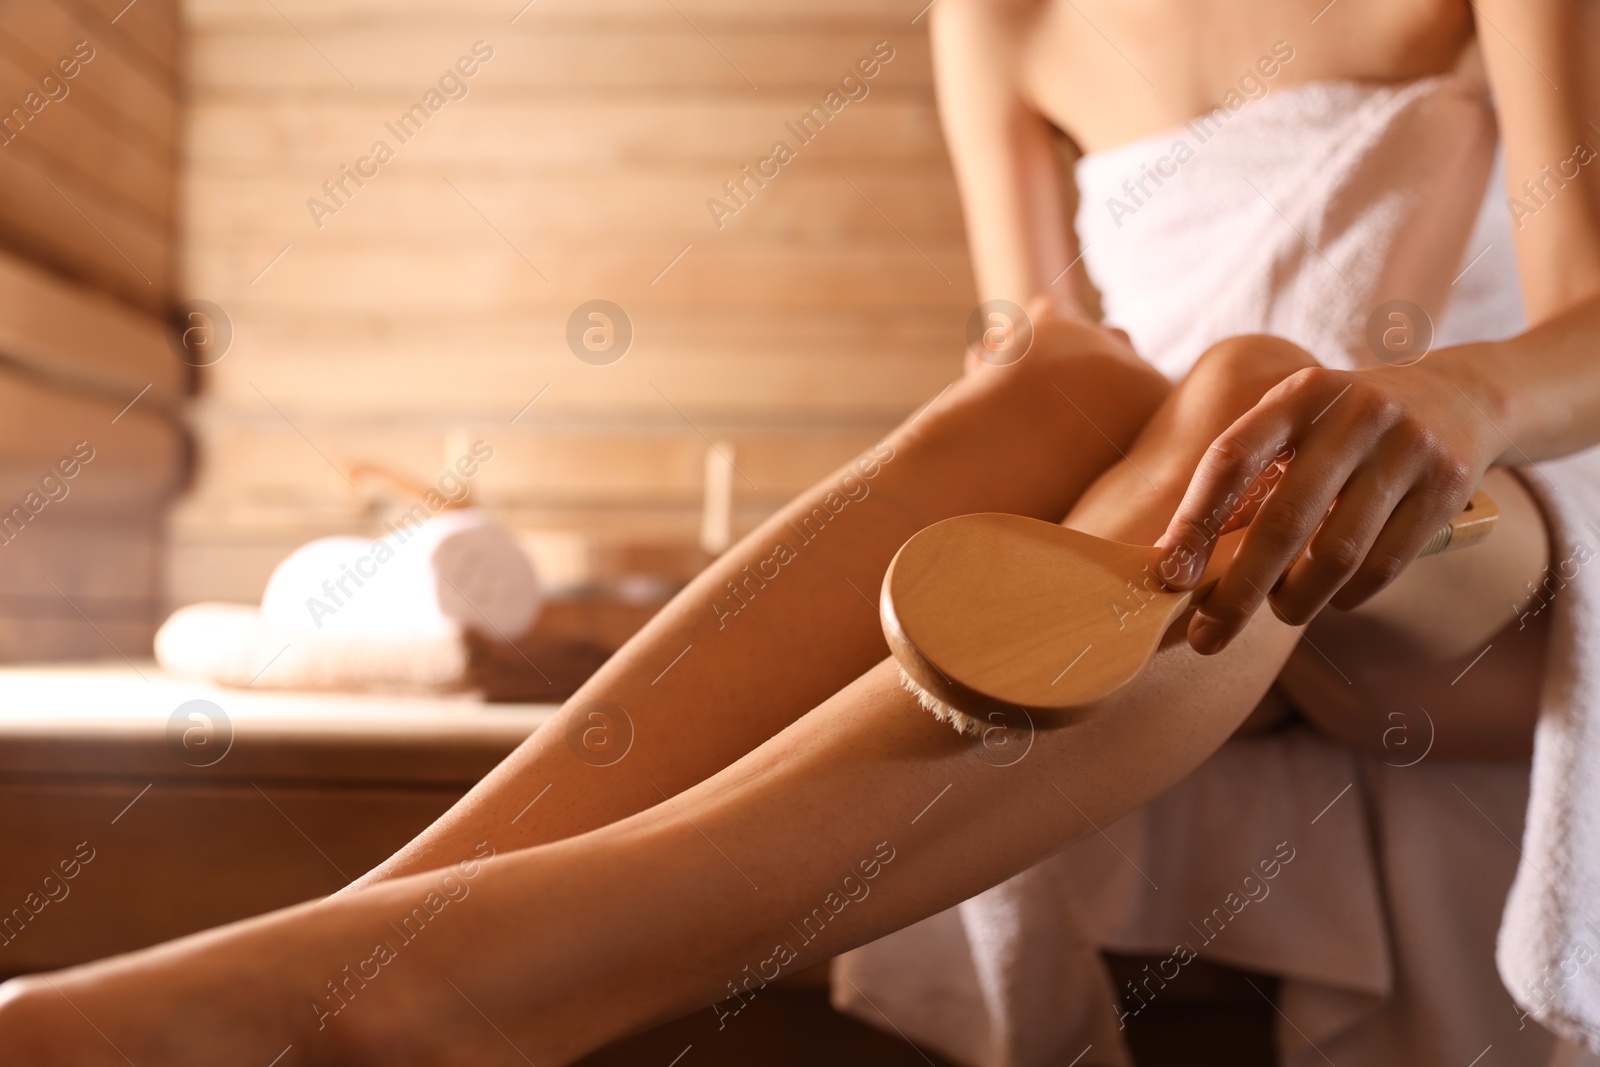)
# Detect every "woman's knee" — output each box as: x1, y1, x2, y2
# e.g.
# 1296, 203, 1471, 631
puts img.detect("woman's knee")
1179, 334, 1320, 416
1094, 335, 1317, 492
1060, 334, 1316, 542
870, 315, 1170, 525
958, 313, 1171, 448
